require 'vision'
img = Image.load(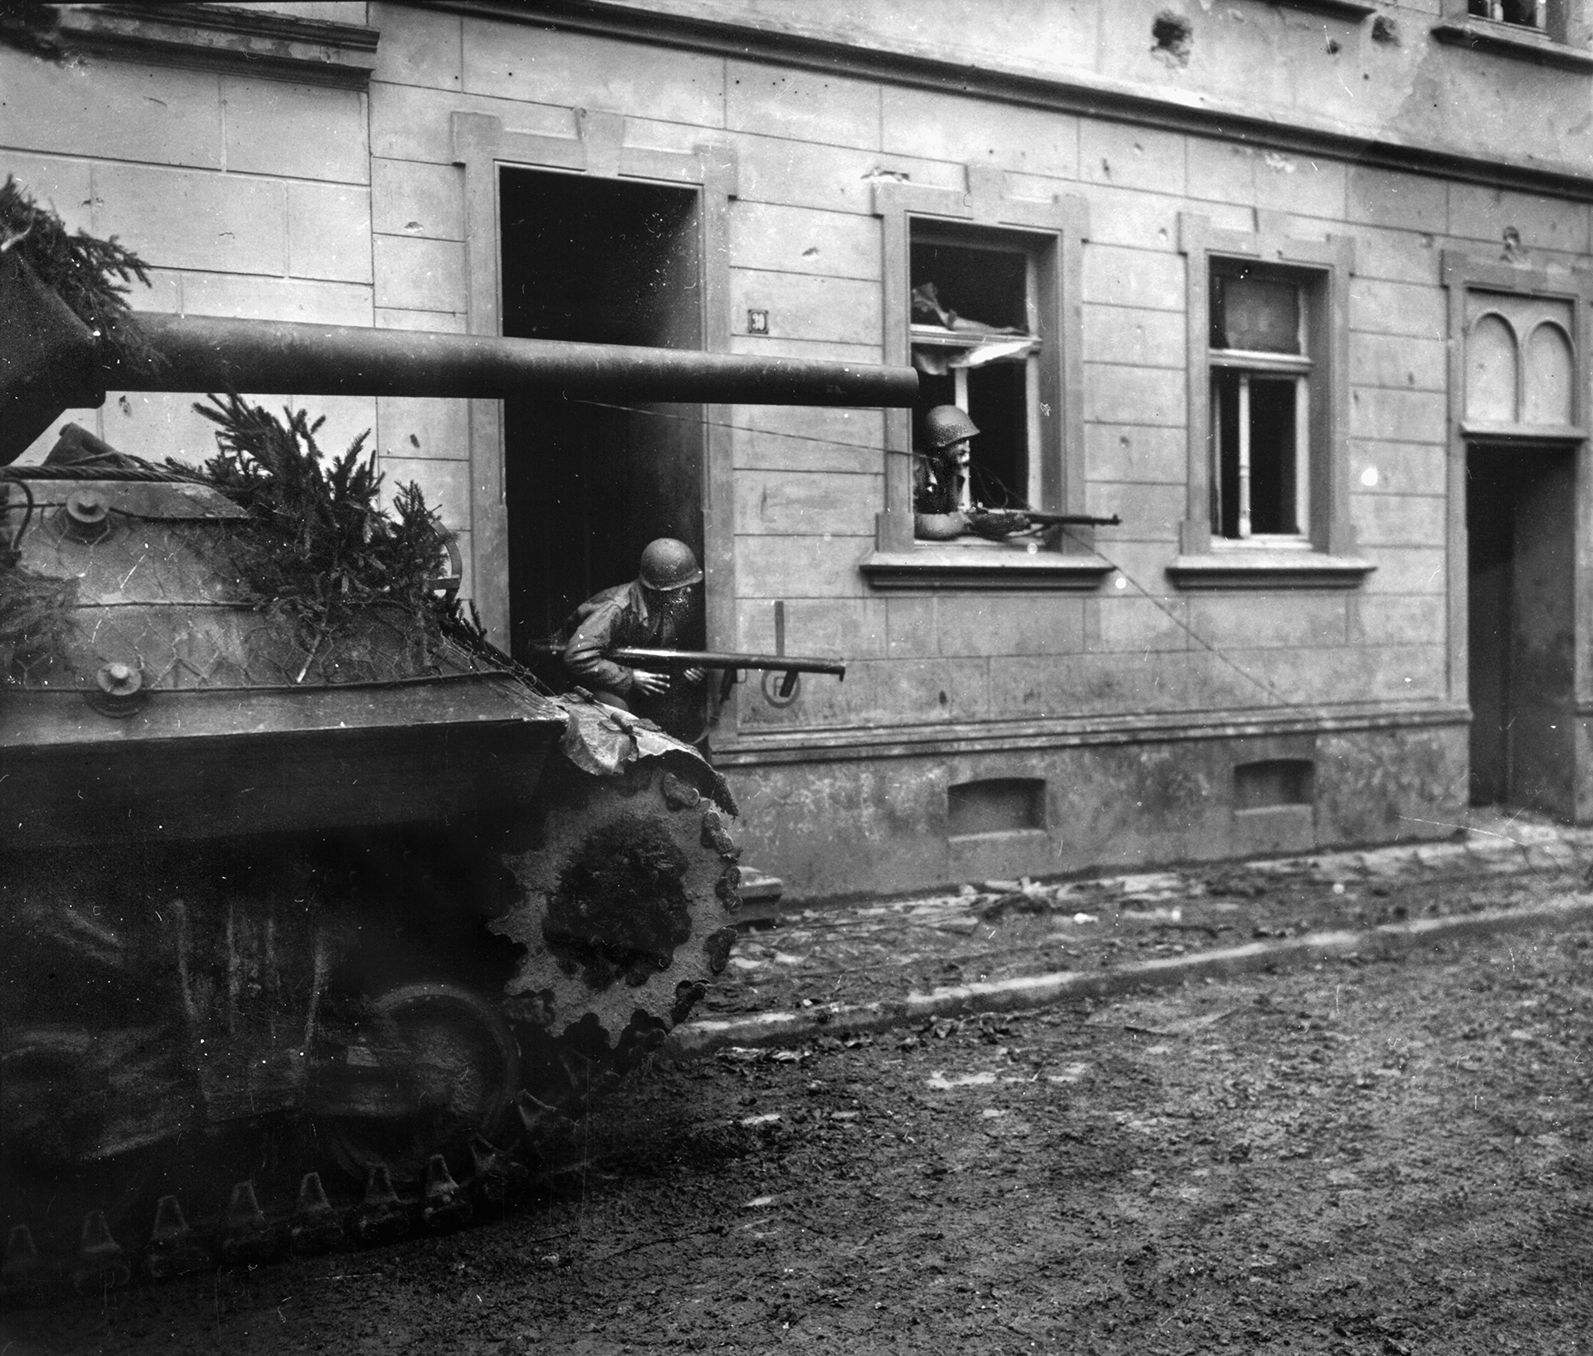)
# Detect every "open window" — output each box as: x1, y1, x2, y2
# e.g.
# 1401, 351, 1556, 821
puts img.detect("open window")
910, 227, 1043, 526
863, 170, 1101, 590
